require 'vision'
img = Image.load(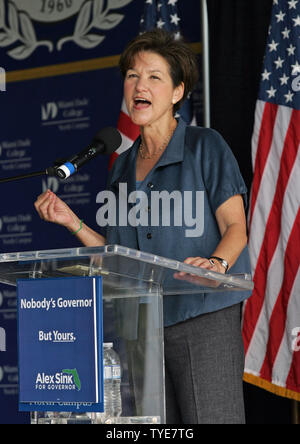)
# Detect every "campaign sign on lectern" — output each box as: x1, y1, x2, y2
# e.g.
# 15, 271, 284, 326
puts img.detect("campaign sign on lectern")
17, 276, 104, 413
